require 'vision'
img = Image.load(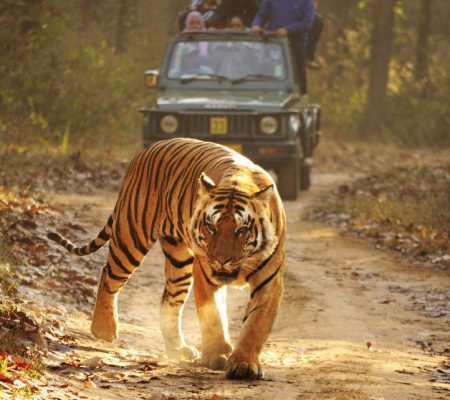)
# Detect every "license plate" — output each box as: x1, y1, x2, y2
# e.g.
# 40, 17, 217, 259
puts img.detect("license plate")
226, 144, 243, 154
210, 117, 228, 135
